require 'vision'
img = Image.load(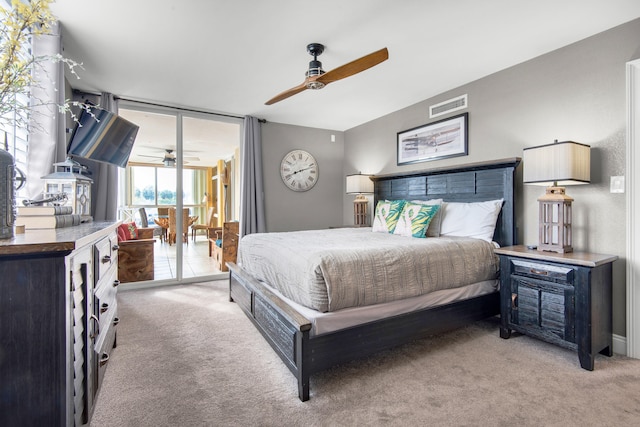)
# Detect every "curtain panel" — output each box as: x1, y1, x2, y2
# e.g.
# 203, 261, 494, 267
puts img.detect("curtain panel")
239, 116, 266, 236
25, 21, 66, 200
72, 92, 120, 221
90, 93, 119, 221
28, 23, 118, 221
